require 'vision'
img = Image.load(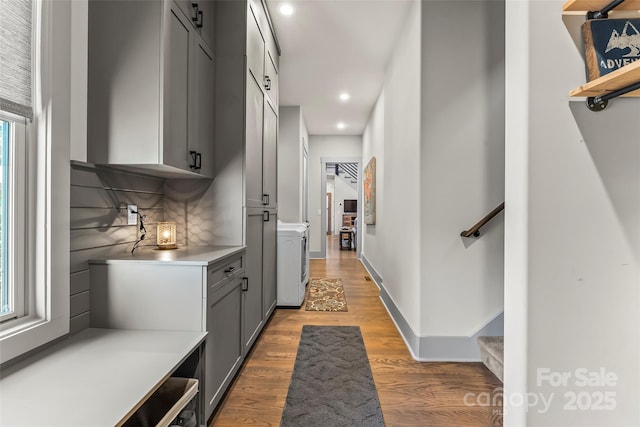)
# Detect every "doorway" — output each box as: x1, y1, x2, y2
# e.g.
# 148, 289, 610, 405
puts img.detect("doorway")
320, 157, 361, 259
